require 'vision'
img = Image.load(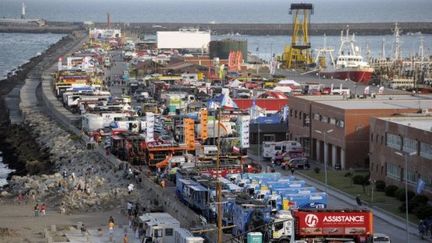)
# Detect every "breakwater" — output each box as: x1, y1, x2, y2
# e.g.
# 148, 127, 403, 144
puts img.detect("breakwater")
1, 21, 432, 35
